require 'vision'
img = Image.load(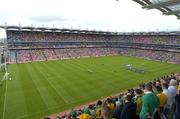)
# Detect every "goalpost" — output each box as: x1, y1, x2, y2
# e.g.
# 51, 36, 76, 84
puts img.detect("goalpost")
0, 47, 11, 85
1, 62, 10, 81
